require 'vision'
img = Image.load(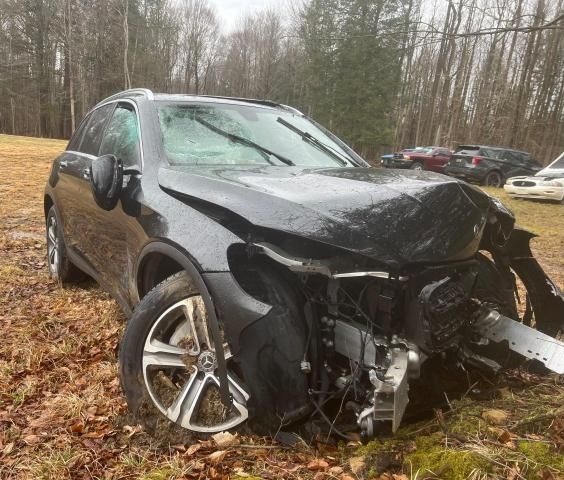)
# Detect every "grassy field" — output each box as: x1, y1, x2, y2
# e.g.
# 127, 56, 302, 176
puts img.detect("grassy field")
0, 134, 562, 480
